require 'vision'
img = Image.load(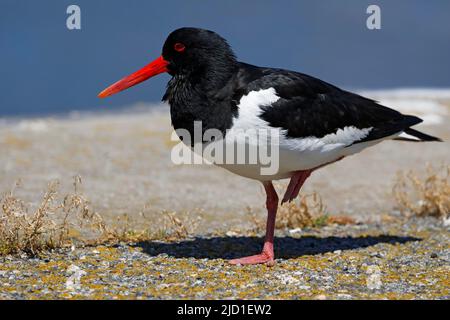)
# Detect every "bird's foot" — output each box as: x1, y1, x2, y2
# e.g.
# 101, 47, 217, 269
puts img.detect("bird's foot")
229, 248, 275, 266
